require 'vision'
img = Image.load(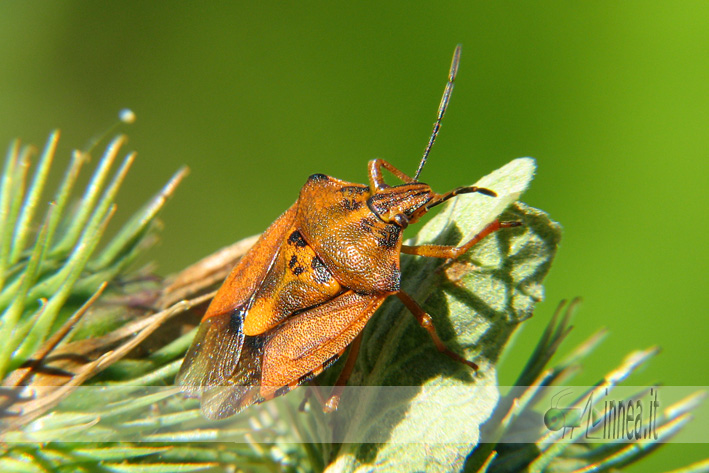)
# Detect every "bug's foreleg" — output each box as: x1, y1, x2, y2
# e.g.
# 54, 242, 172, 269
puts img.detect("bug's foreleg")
395, 291, 478, 371
323, 332, 364, 413
400, 219, 521, 259
368, 159, 416, 190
